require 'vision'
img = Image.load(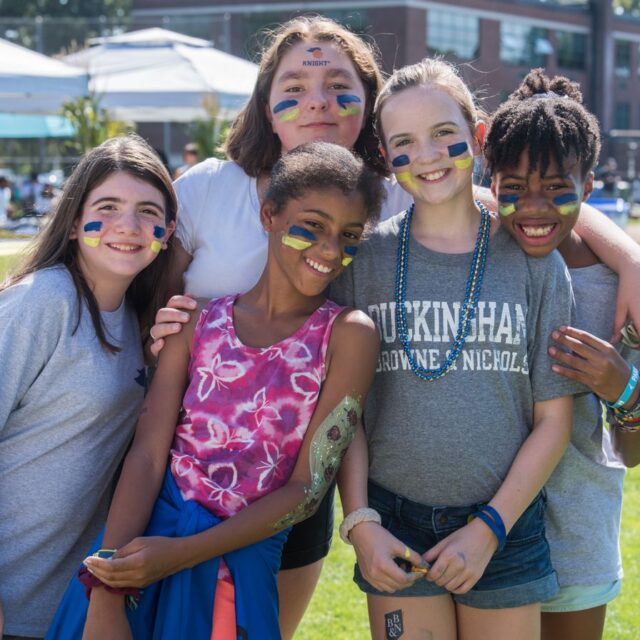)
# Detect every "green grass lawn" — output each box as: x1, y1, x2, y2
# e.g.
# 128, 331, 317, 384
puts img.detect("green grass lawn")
0, 253, 20, 279
298, 469, 640, 639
